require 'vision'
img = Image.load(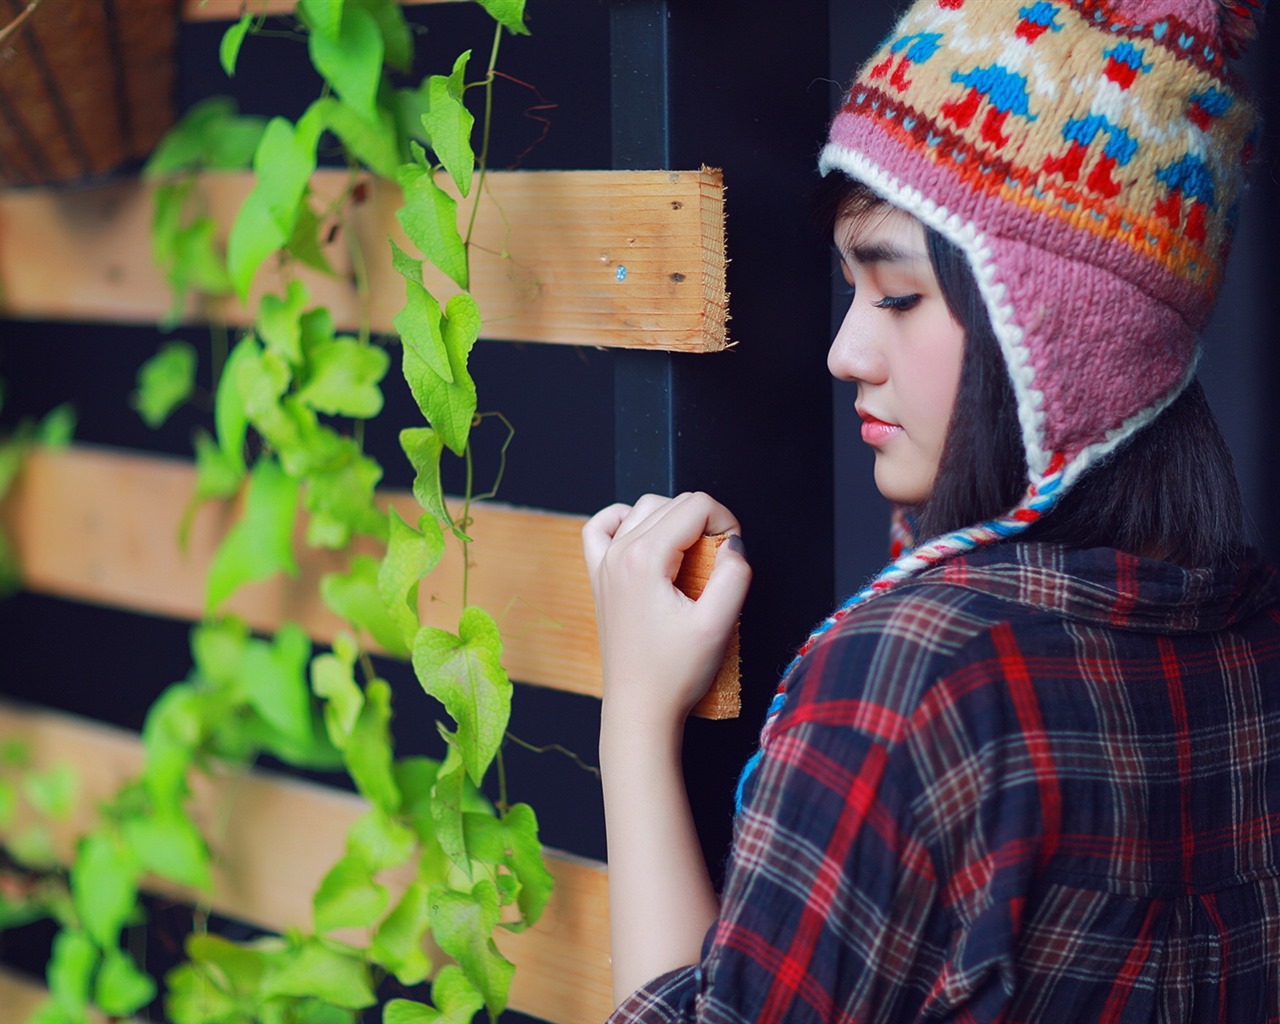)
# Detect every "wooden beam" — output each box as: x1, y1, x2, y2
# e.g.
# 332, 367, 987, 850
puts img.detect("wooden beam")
0, 967, 124, 1022
0, 702, 614, 1024
0, 169, 729, 352
183, 0, 447, 19
1, 445, 604, 700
